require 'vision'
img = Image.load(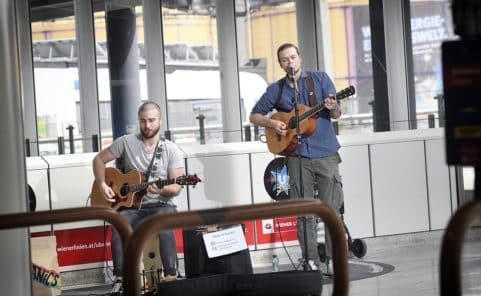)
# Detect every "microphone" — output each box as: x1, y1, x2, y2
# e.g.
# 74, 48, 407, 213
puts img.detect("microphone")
288, 63, 296, 80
